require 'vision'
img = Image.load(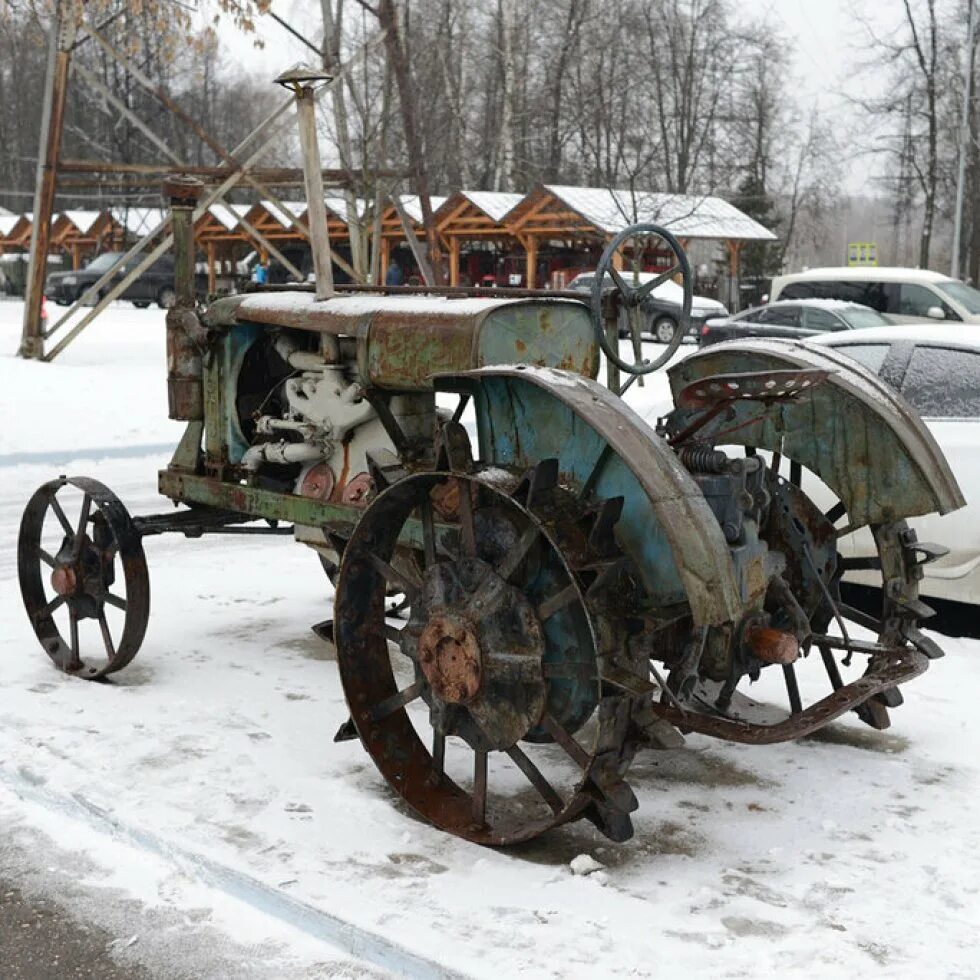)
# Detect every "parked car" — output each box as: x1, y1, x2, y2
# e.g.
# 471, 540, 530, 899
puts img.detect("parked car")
771, 266, 980, 324
810, 324, 980, 611
45, 251, 178, 309
699, 298, 893, 347
566, 270, 728, 343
